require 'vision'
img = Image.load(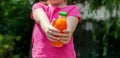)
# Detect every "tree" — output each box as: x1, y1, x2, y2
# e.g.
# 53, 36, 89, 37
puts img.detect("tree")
0, 0, 34, 58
